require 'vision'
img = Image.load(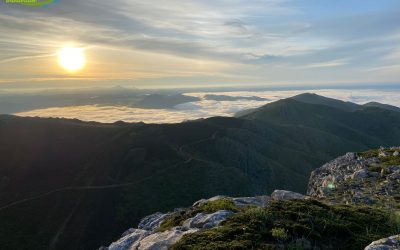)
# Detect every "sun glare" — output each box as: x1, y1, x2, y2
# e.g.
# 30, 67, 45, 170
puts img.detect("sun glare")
58, 47, 86, 72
